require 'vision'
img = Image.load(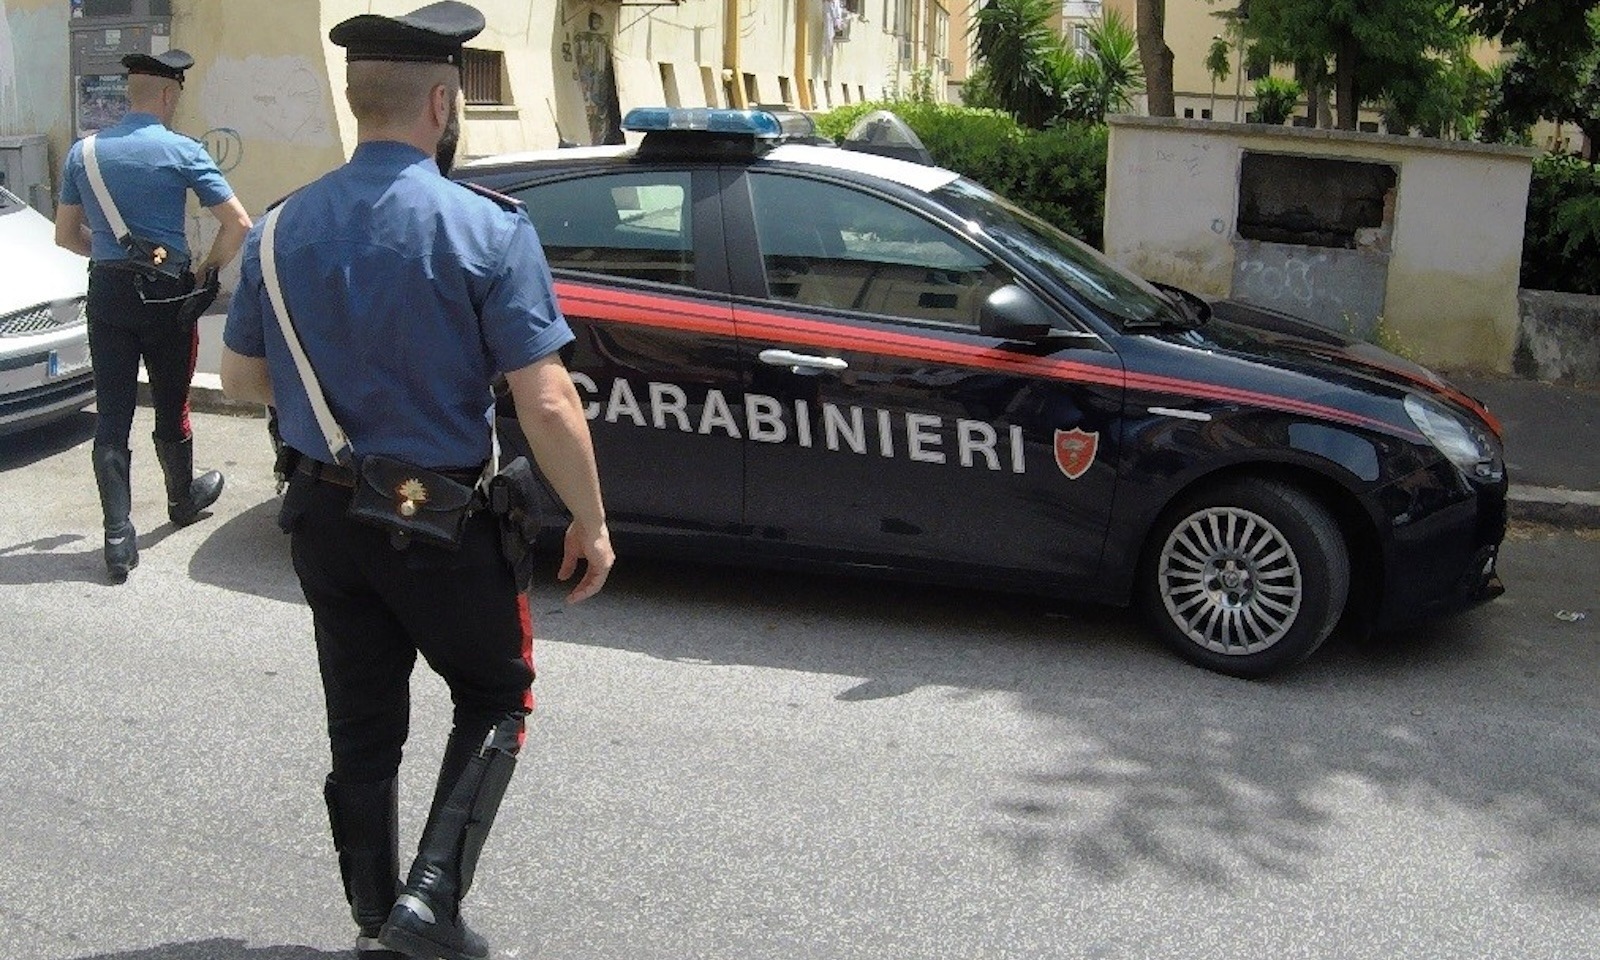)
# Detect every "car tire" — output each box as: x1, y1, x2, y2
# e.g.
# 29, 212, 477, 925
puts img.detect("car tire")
1139, 478, 1349, 678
